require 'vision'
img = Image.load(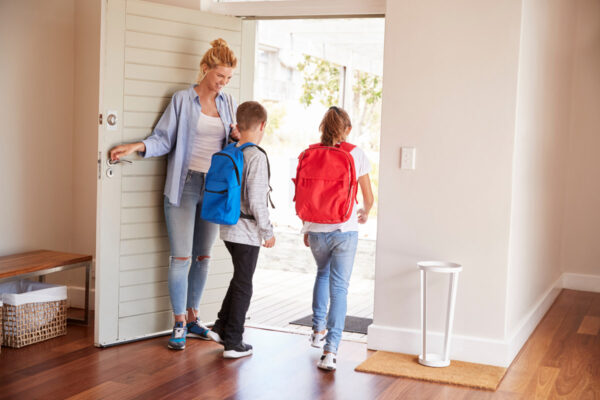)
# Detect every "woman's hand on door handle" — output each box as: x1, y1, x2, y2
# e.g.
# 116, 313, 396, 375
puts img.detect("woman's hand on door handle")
109, 142, 145, 161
